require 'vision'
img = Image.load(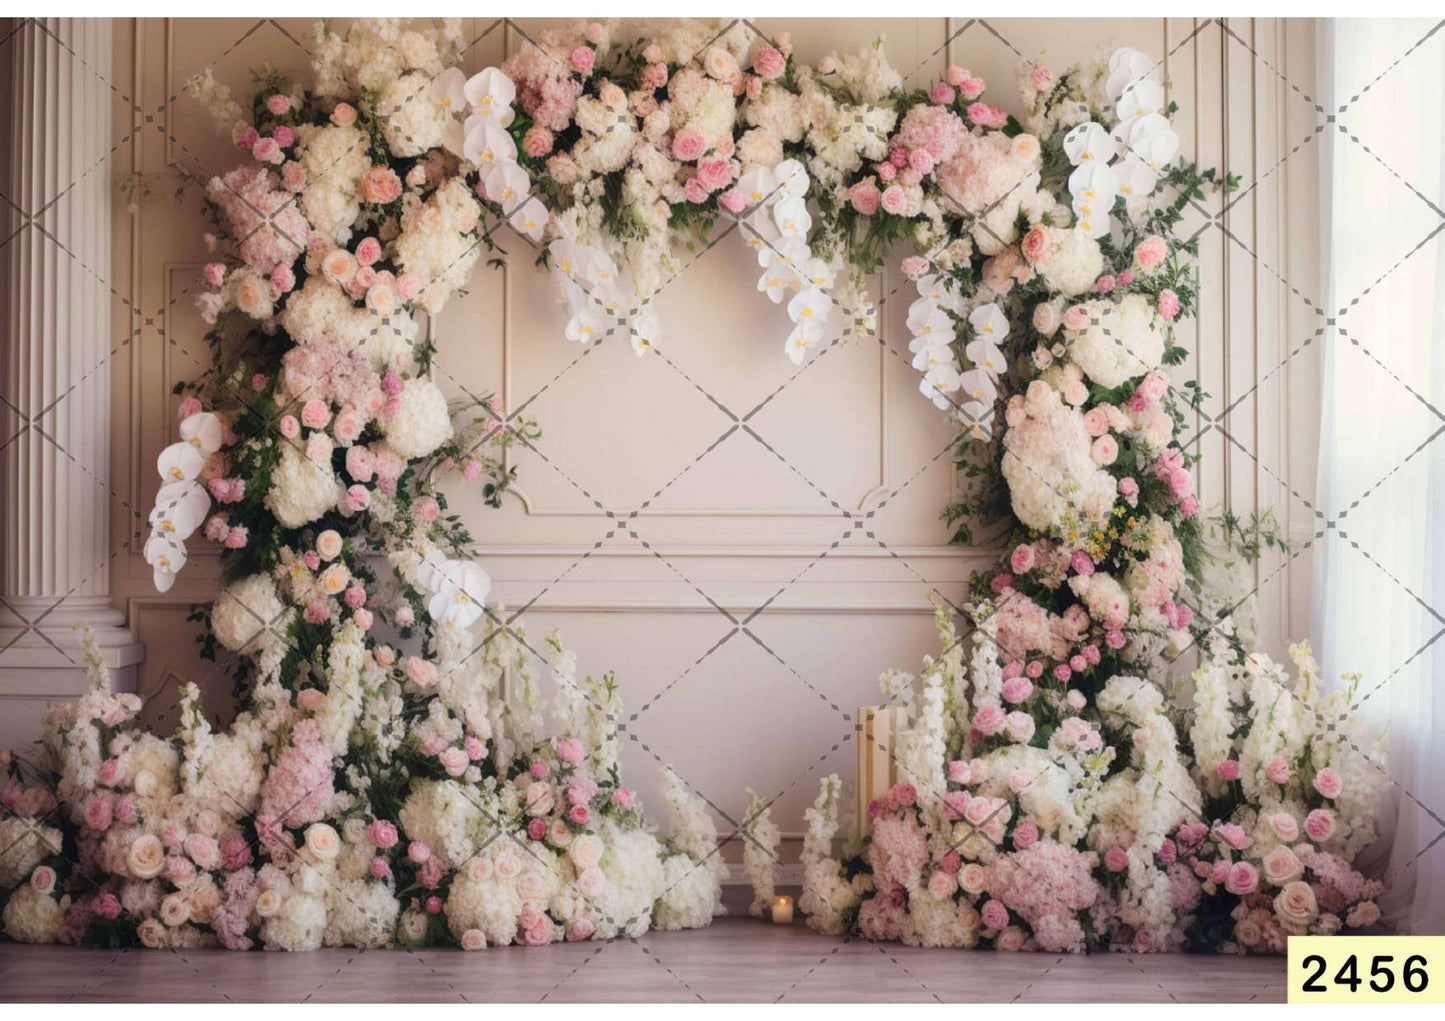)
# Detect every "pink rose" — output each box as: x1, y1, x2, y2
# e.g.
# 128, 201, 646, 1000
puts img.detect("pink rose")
1218, 823, 1252, 850
1312, 767, 1343, 799
272, 125, 294, 148
1105, 629, 1127, 650
84, 795, 112, 831
569, 804, 590, 826
671, 128, 707, 162
1030, 65, 1054, 92
753, 46, 785, 79
849, 178, 881, 216
204, 262, 226, 287
1021, 226, 1052, 264
1001, 677, 1033, 704
1104, 846, 1129, 872
696, 157, 733, 192
683, 177, 709, 204
370, 857, 392, 880
523, 126, 555, 158
1063, 304, 1091, 331
1134, 235, 1167, 271
718, 188, 746, 214
1095, 274, 1116, 294
612, 787, 635, 811
367, 820, 398, 849
527, 817, 547, 840
344, 484, 371, 512
1266, 756, 1292, 785
266, 93, 291, 116
556, 737, 584, 765
972, 704, 1006, 737
408, 841, 431, 864
880, 185, 907, 215
1053, 664, 1072, 683
1305, 808, 1336, 842
252, 137, 281, 163
1225, 861, 1259, 895
355, 236, 383, 267
1025, 660, 1044, 678
1013, 820, 1039, 849
569, 46, 595, 75
1158, 289, 1181, 321
929, 82, 956, 105
947, 760, 971, 784
981, 899, 1010, 929
966, 102, 1007, 129
1009, 543, 1035, 574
